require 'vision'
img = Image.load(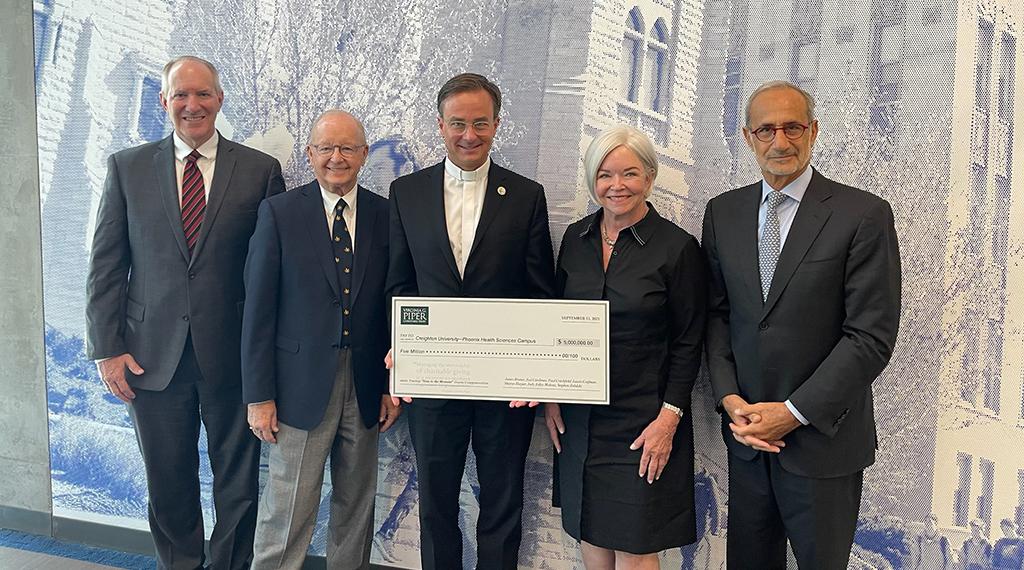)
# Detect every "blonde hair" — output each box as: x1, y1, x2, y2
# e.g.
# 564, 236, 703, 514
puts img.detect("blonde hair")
582, 125, 658, 204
